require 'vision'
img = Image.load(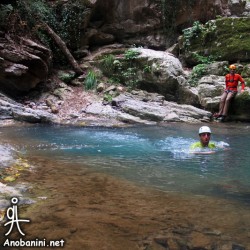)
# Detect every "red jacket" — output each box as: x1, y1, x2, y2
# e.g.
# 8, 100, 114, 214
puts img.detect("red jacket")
225, 73, 245, 91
